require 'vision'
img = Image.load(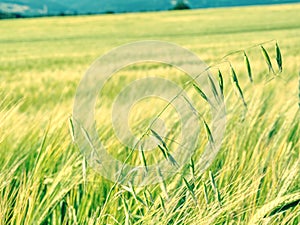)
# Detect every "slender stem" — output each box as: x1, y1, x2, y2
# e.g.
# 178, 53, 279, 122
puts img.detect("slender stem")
98, 40, 277, 218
